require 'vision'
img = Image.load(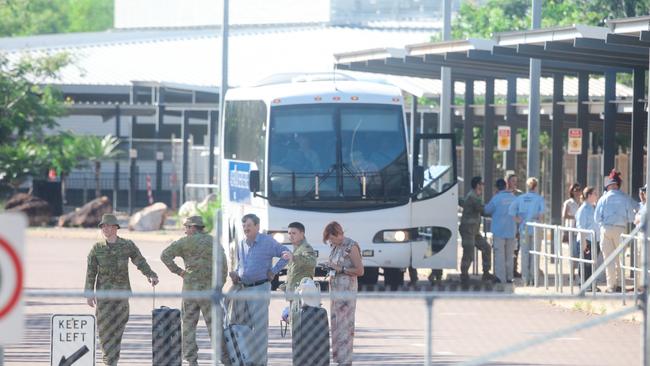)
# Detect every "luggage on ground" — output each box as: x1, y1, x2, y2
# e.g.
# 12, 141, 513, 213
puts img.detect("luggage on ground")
152, 306, 182, 366
292, 305, 330, 366
222, 296, 253, 366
